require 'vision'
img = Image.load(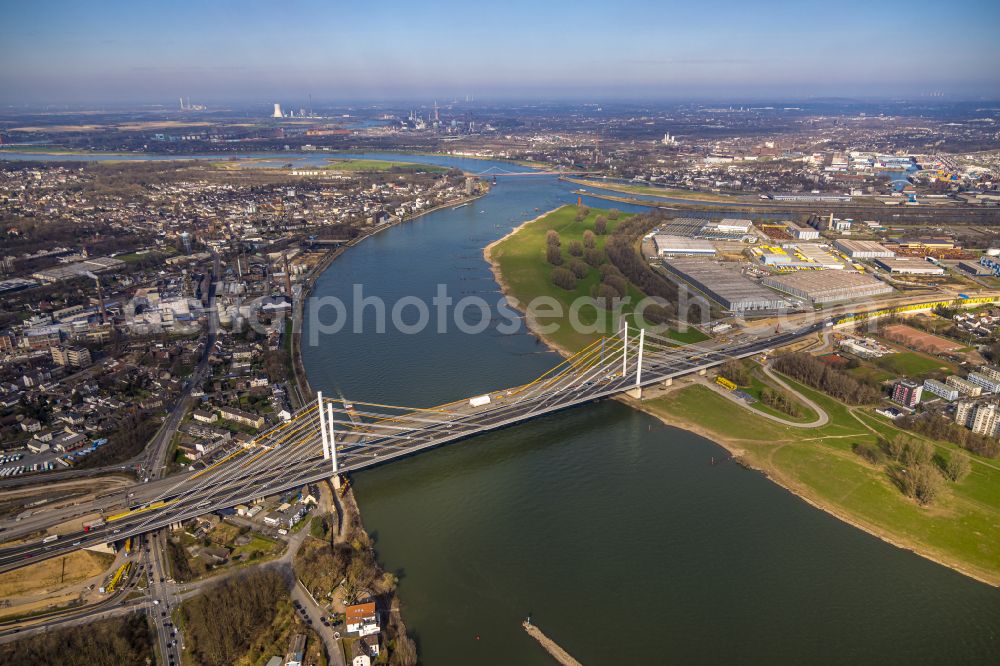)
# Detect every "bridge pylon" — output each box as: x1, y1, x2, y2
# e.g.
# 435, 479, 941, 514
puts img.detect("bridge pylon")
327, 402, 341, 488
317, 391, 330, 459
